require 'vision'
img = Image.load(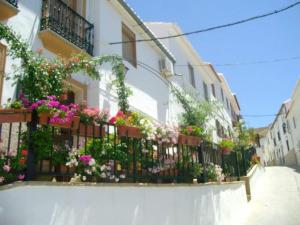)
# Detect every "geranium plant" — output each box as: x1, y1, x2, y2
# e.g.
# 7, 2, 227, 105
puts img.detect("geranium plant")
181, 125, 203, 137
219, 138, 235, 153
79, 107, 109, 125
154, 124, 178, 144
